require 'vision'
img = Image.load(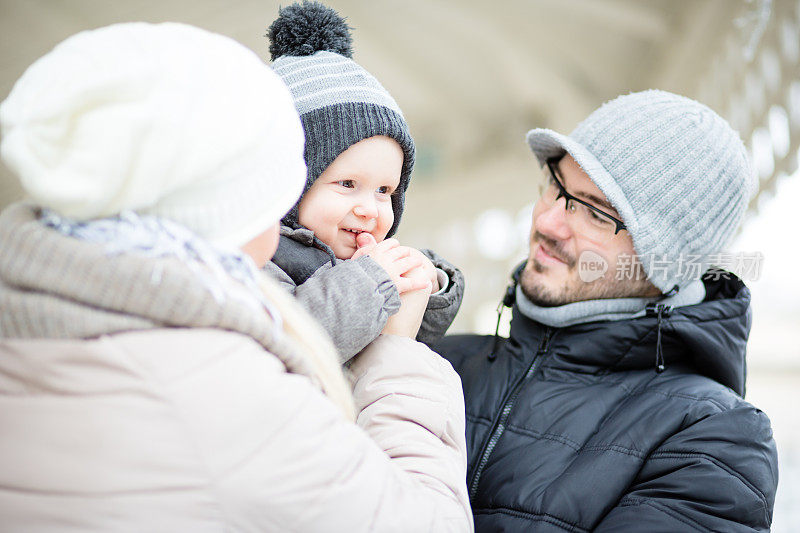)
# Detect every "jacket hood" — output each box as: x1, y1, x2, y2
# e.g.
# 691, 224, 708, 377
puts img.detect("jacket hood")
509, 272, 752, 396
